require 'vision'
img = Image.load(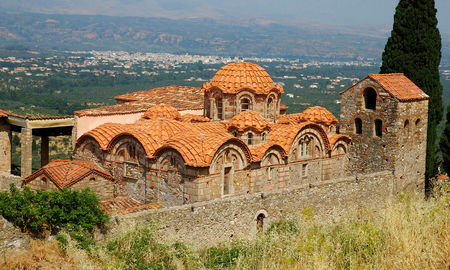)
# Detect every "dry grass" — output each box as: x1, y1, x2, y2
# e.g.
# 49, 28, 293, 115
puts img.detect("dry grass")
2, 190, 449, 269
0, 240, 75, 270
